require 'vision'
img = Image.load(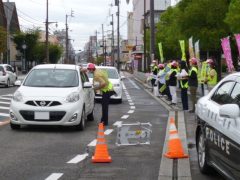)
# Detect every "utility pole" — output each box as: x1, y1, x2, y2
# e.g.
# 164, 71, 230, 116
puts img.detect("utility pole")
95, 30, 98, 60
116, 0, 120, 72
111, 14, 114, 66
144, 0, 147, 71
45, 0, 49, 63
6, 0, 10, 65
65, 10, 74, 64
102, 24, 106, 65
150, 0, 155, 61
